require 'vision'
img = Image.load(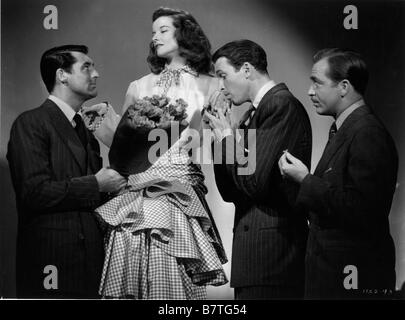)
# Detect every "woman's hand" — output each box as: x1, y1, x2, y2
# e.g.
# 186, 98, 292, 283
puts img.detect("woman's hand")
81, 102, 110, 130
